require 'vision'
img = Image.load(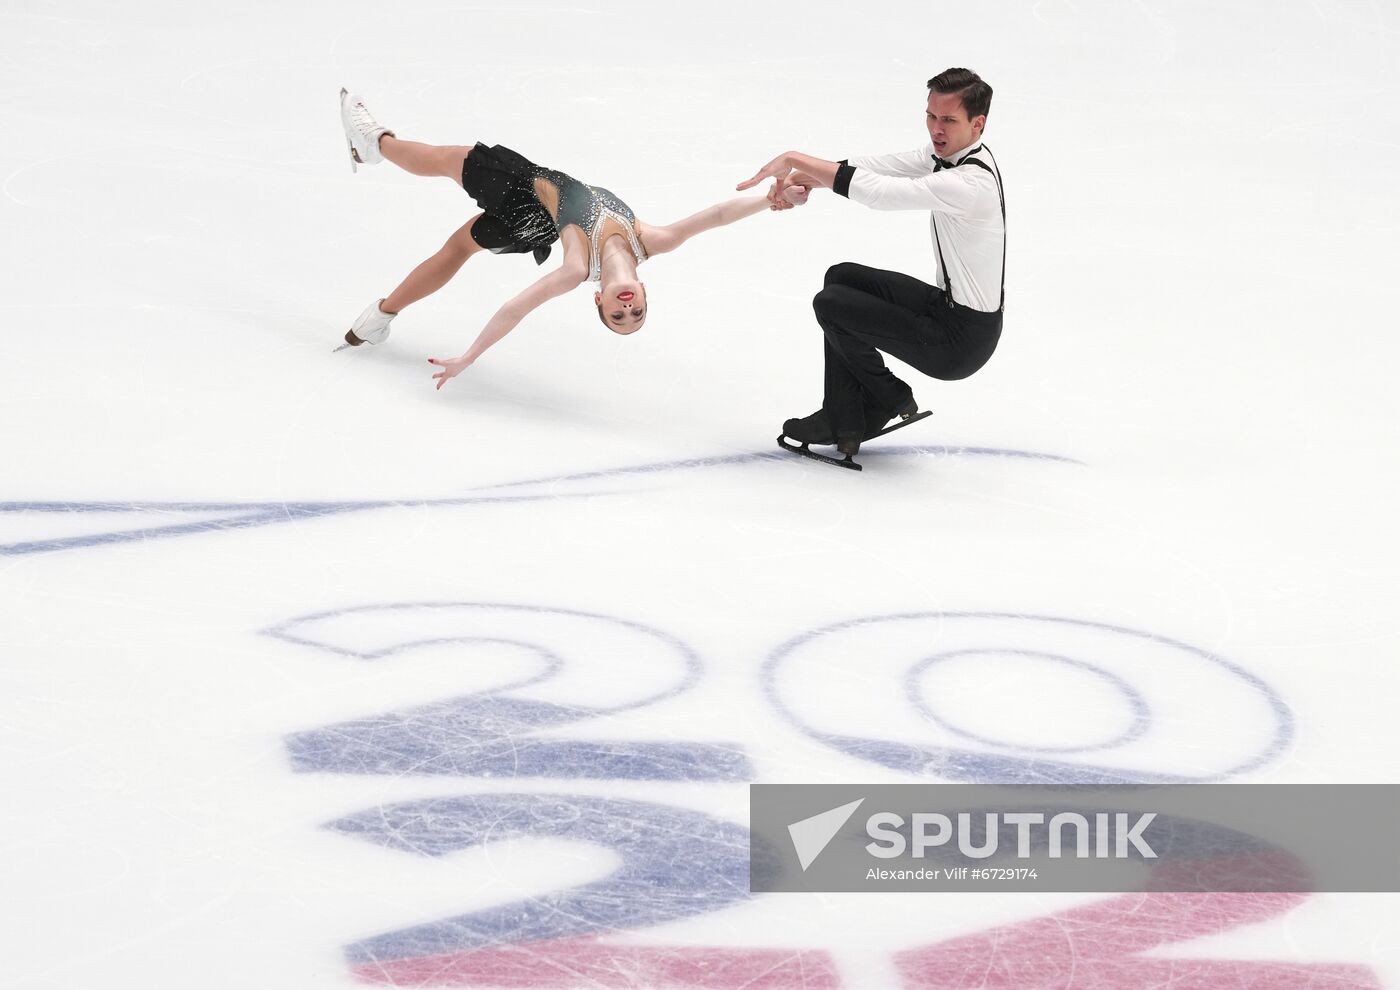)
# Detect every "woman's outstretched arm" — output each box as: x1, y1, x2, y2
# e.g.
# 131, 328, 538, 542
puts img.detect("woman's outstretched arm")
638, 185, 806, 257
429, 261, 586, 389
